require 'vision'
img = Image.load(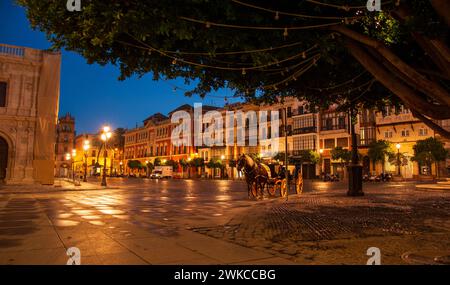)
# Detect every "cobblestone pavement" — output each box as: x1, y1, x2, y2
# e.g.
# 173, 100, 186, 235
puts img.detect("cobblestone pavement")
0, 179, 449, 264
191, 182, 450, 264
